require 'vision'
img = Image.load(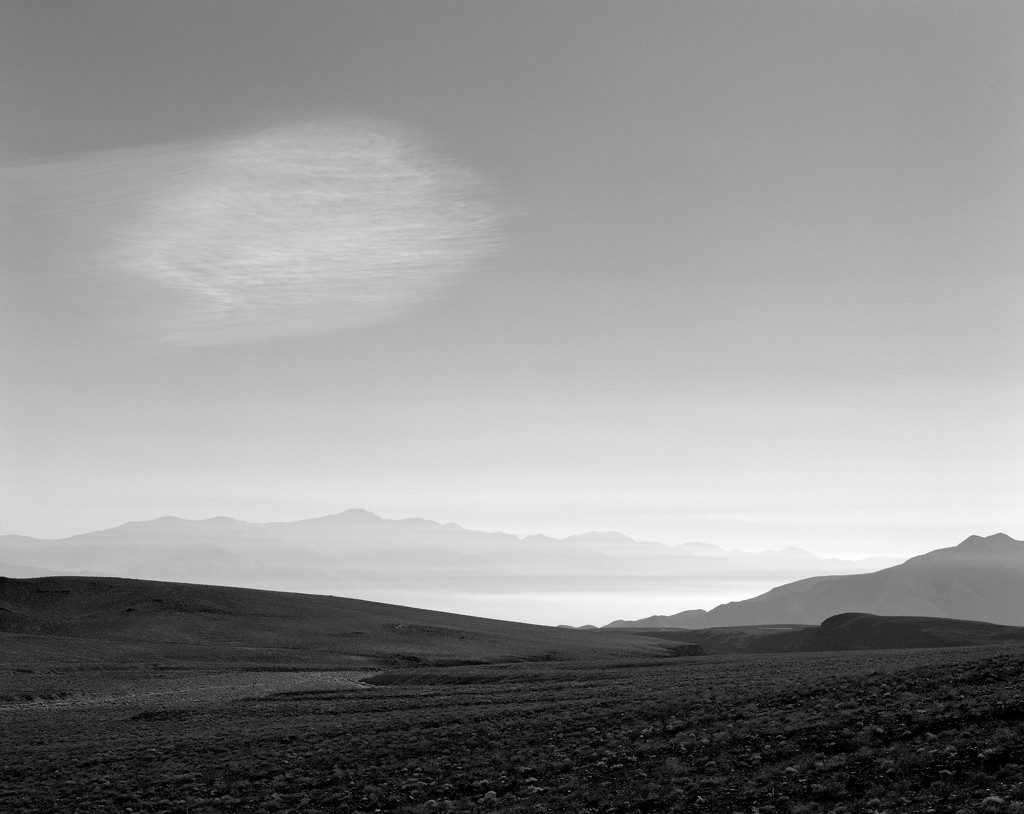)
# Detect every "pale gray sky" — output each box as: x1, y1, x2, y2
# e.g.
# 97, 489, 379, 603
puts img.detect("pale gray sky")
2, 0, 1022, 558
